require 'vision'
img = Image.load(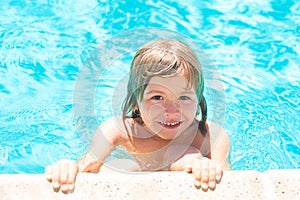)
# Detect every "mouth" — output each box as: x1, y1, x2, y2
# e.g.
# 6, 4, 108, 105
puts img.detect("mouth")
158, 121, 182, 129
